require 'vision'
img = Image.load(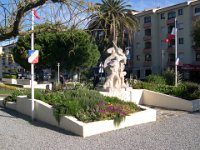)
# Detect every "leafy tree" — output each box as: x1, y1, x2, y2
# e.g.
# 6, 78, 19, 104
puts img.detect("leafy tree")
88, 0, 138, 56
0, 0, 95, 41
13, 27, 100, 72
193, 18, 200, 48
